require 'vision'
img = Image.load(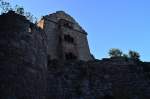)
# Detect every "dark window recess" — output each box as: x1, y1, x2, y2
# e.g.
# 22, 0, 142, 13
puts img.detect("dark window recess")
47, 55, 51, 65
63, 22, 73, 29
64, 35, 74, 43
65, 52, 77, 60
